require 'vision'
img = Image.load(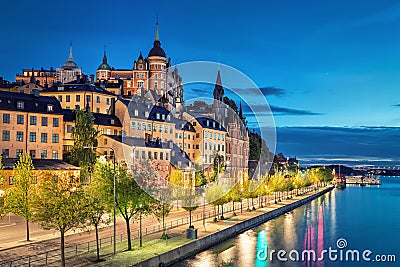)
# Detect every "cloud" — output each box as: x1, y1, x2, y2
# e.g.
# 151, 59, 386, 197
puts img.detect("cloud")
230, 86, 286, 97
243, 104, 323, 116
